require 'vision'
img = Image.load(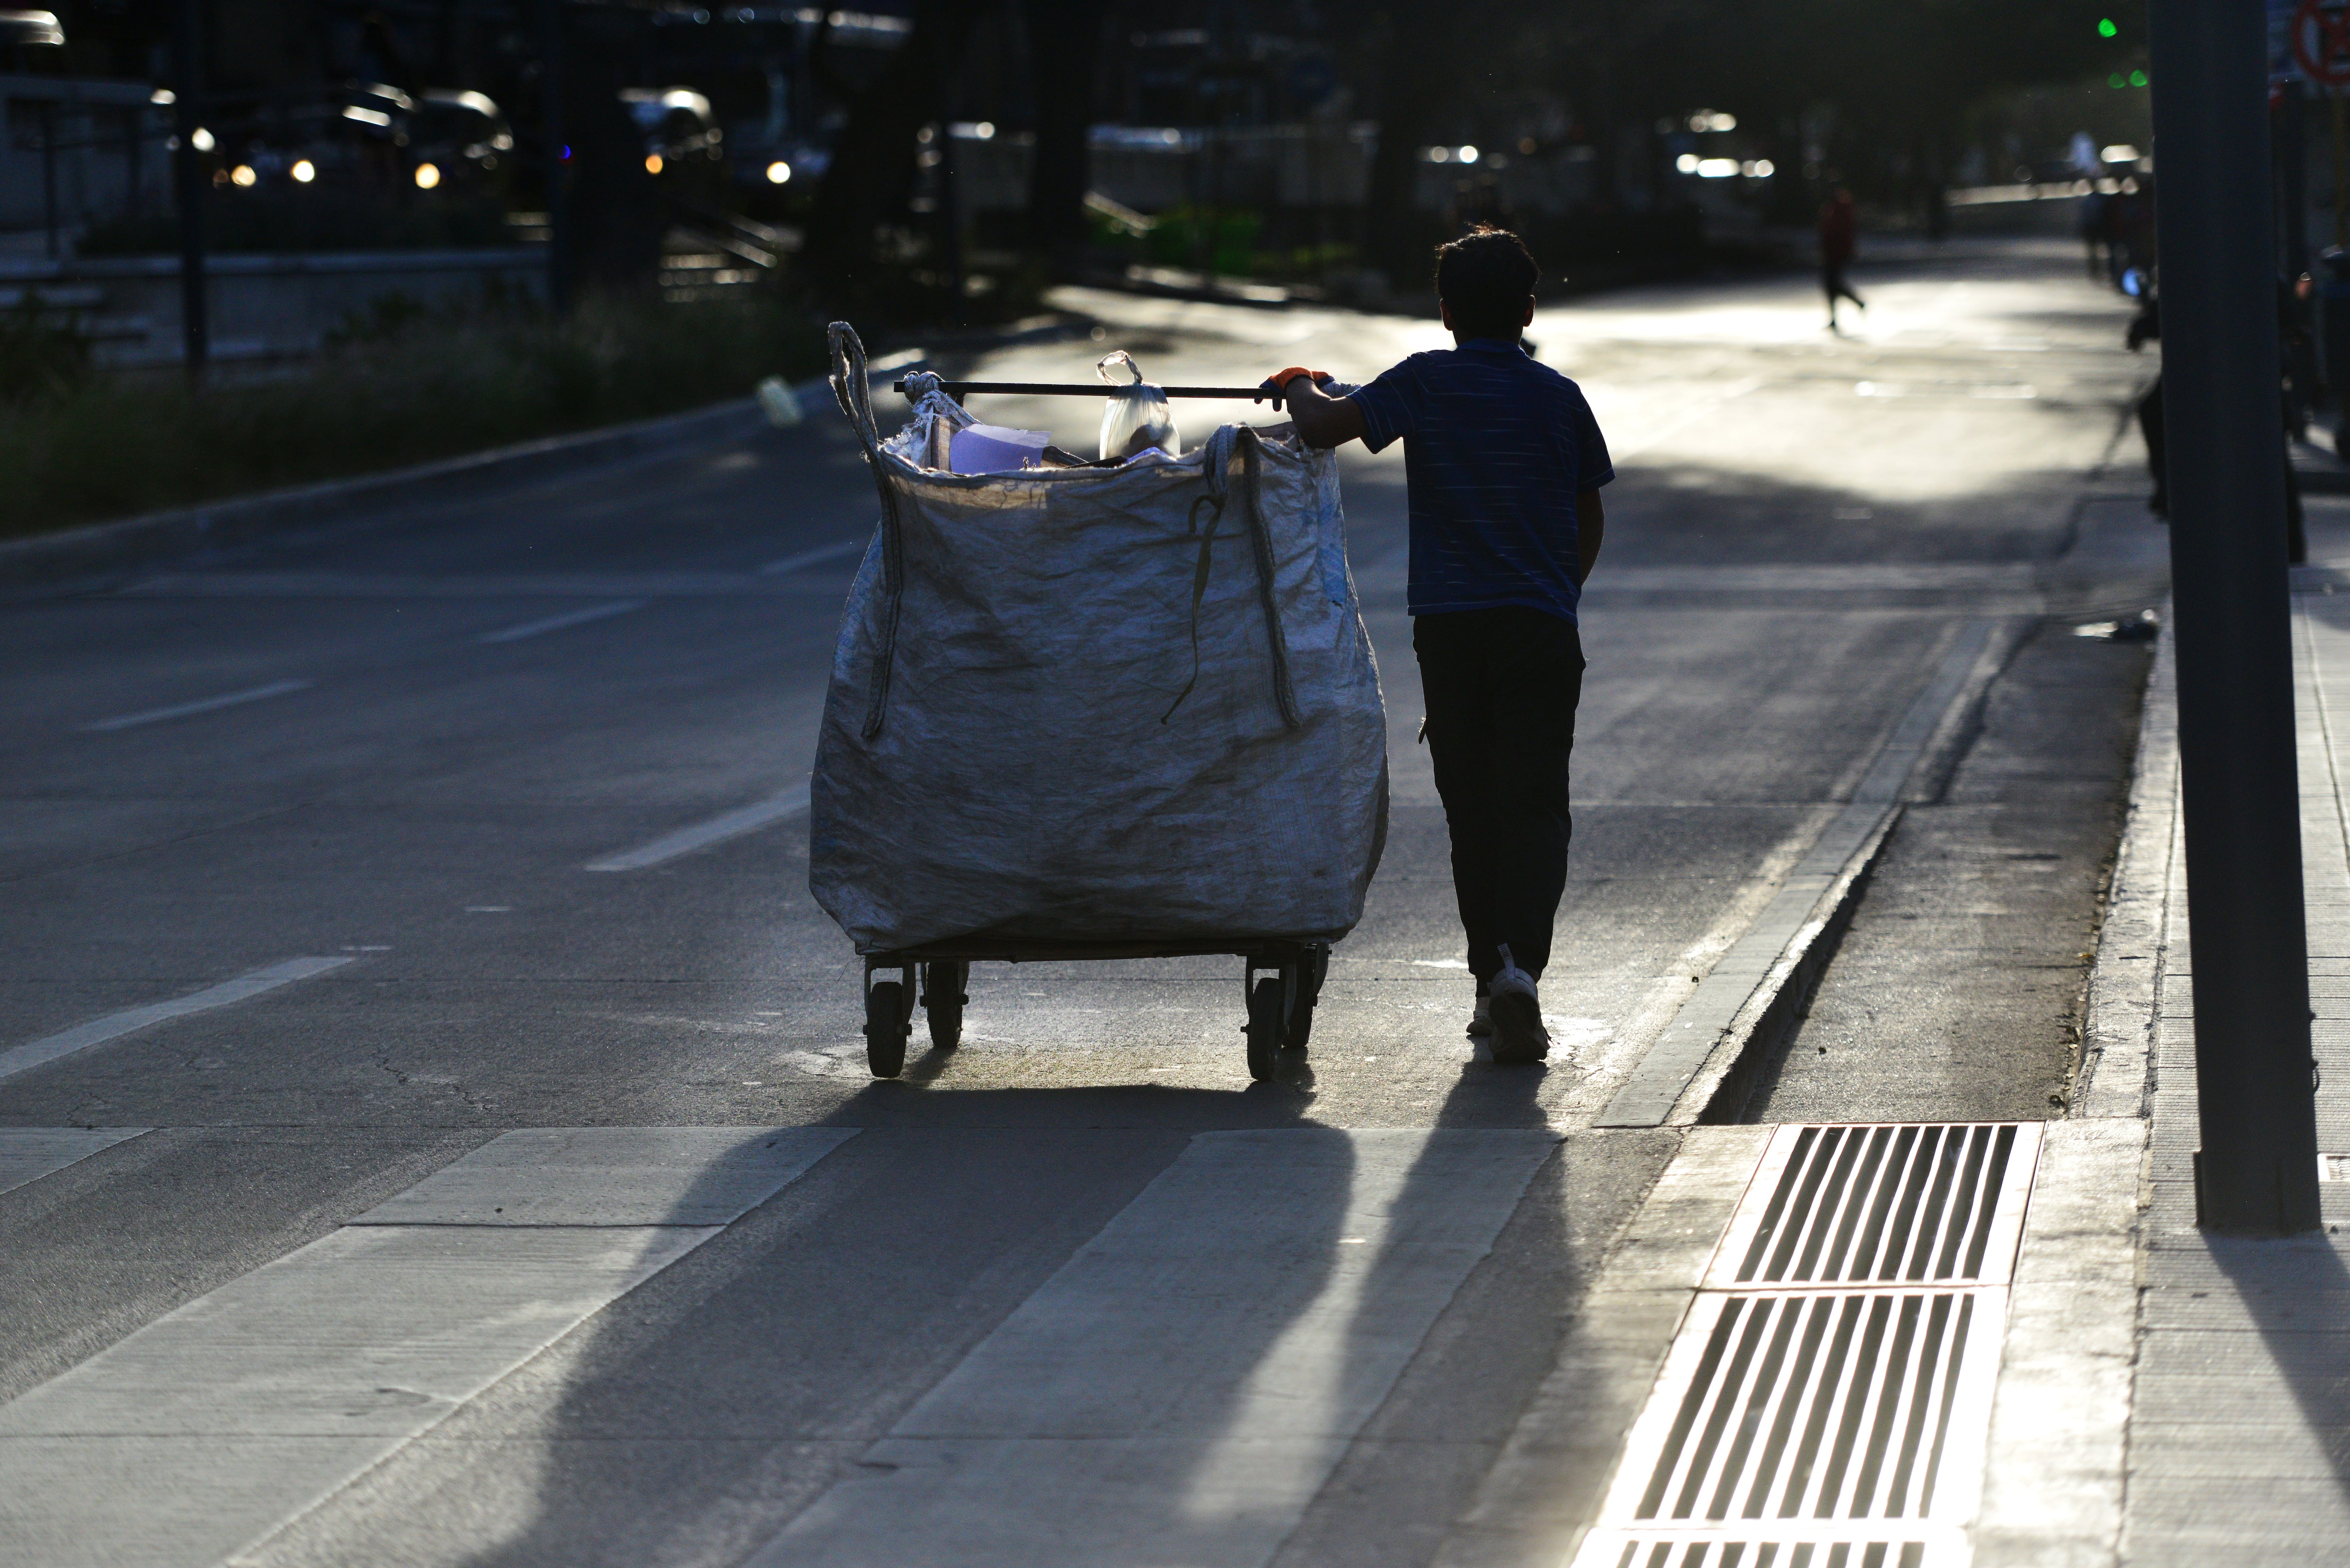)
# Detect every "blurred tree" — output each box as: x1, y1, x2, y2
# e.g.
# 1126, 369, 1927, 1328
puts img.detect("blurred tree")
1026, 0, 1106, 272
564, 10, 665, 292
804, 0, 1002, 289
1688, 0, 2123, 209
1357, 0, 1453, 274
